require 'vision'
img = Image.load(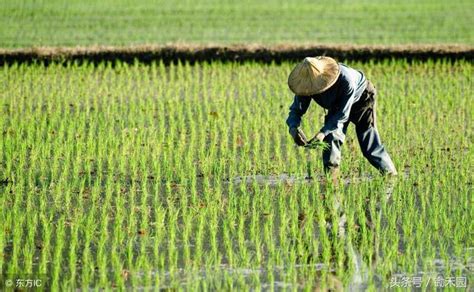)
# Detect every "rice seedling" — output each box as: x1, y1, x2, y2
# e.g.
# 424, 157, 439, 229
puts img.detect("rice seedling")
1, 0, 472, 47
304, 140, 330, 180
0, 59, 472, 290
